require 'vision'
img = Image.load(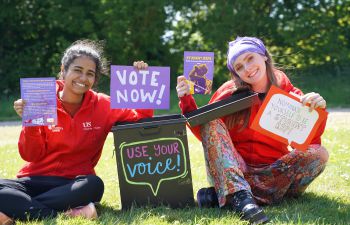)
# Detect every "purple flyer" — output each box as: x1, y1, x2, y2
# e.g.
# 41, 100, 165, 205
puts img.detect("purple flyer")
20, 77, 57, 126
184, 51, 214, 94
110, 66, 170, 109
